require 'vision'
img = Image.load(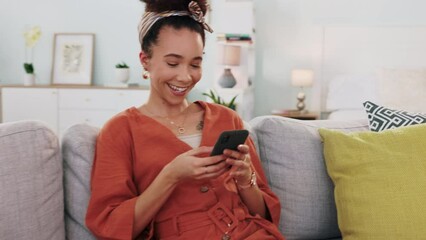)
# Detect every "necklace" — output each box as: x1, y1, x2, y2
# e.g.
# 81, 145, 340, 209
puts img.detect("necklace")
143, 105, 189, 135
164, 113, 188, 135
